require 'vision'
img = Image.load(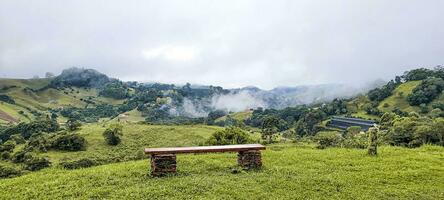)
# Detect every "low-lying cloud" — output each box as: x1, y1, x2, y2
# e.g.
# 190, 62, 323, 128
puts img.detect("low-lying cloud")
211, 91, 266, 112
